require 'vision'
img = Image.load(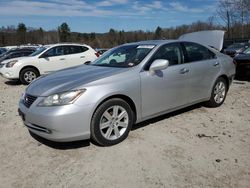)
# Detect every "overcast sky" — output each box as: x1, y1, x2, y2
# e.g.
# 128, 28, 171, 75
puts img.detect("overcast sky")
0, 0, 219, 33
